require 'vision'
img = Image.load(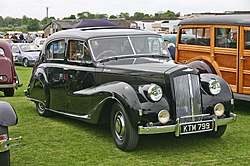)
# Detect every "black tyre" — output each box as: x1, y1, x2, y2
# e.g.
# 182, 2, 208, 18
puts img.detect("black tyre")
36, 102, 51, 117
23, 58, 29, 67
110, 102, 139, 151
4, 89, 14, 97
207, 125, 227, 138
